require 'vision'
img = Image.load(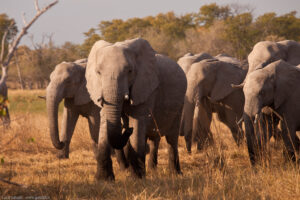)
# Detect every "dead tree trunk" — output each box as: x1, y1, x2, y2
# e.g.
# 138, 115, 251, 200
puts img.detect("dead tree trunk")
0, 0, 58, 126
14, 51, 25, 90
